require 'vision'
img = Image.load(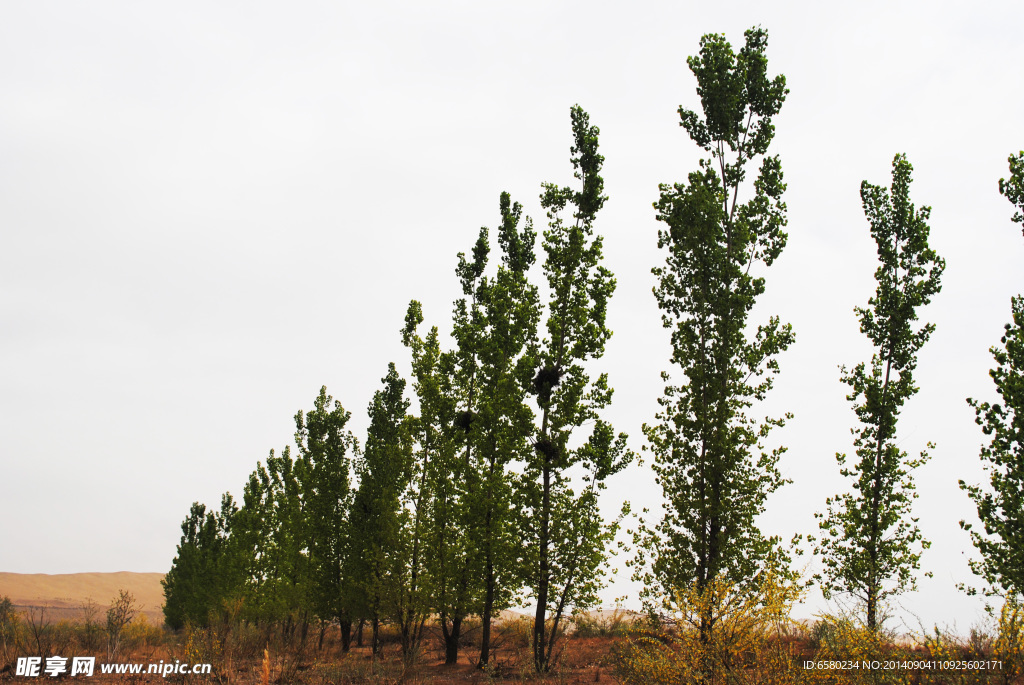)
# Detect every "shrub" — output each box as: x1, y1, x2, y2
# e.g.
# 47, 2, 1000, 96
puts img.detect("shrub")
0, 596, 19, 671
572, 607, 634, 638
995, 600, 1024, 684
106, 589, 138, 660
807, 615, 908, 684
614, 571, 803, 684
